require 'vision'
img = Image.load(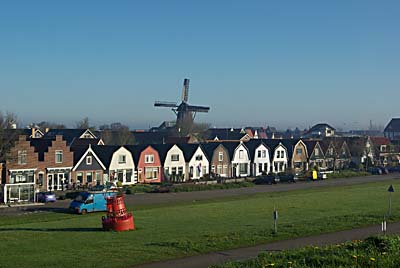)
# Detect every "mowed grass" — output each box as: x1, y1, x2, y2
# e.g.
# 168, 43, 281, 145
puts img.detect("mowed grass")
0, 180, 399, 268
